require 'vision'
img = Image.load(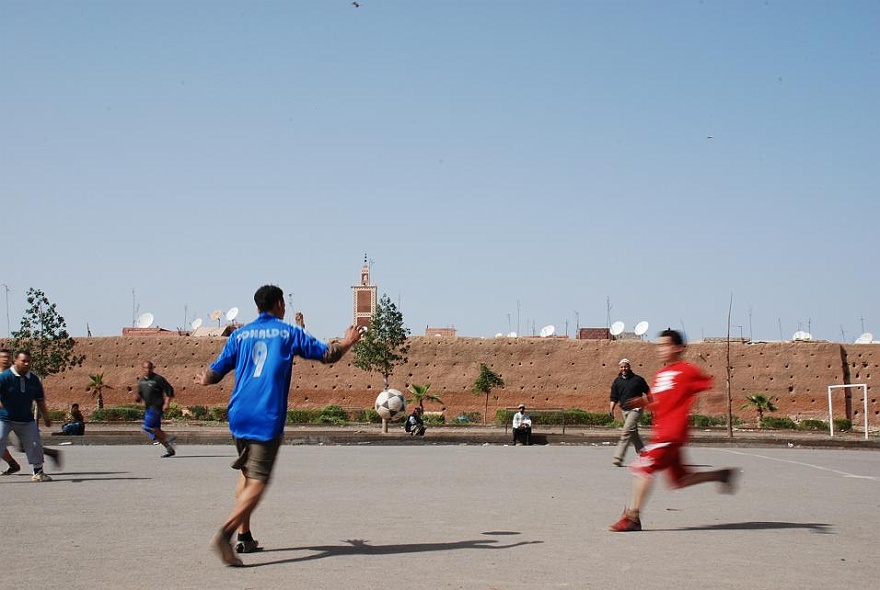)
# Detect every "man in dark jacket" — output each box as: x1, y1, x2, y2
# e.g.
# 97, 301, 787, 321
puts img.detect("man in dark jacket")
609, 358, 650, 466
